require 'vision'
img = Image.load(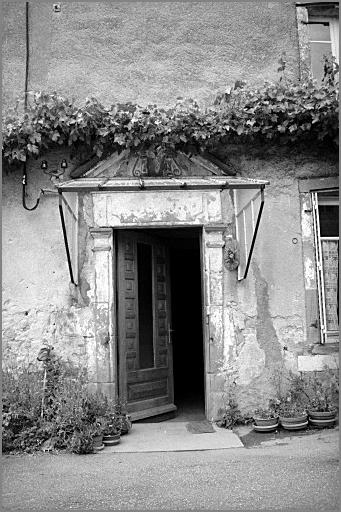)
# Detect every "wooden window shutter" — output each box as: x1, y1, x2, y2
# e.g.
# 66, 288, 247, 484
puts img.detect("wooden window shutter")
234, 187, 265, 280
